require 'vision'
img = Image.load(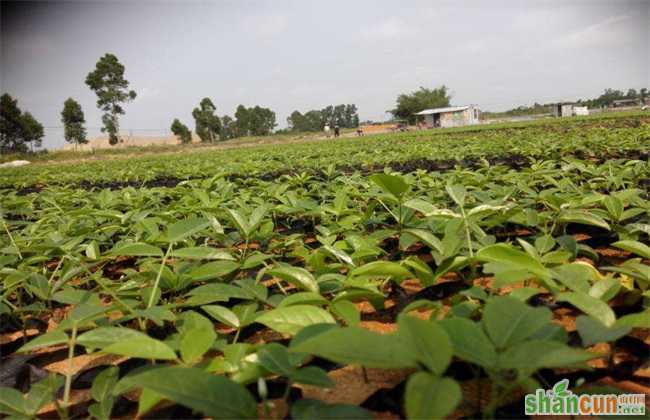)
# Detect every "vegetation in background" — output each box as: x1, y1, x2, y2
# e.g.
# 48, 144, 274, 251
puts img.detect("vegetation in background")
85, 53, 137, 145
0, 93, 44, 153
61, 98, 88, 147
484, 87, 650, 118
233, 104, 276, 136
170, 118, 192, 144
192, 97, 222, 143
390, 86, 452, 124
287, 104, 360, 132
